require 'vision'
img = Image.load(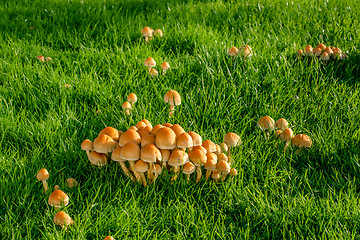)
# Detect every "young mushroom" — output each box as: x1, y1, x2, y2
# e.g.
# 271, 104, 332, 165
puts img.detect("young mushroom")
183, 162, 196, 181
275, 118, 289, 131
239, 45, 252, 58
228, 46, 238, 60
164, 90, 181, 117
257, 116, 275, 139
144, 57, 156, 72
104, 236, 115, 240
291, 134, 312, 154
122, 102, 132, 115
66, 178, 78, 188
161, 62, 170, 74
188, 149, 207, 183
54, 211, 74, 228
127, 93, 137, 106
168, 149, 189, 182
305, 45, 313, 56
48, 190, 69, 209
320, 52, 330, 62
149, 68, 159, 77
36, 168, 49, 192
111, 145, 135, 182
279, 128, 294, 150
154, 29, 163, 37
81, 139, 93, 158
134, 160, 149, 186
141, 26, 153, 42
